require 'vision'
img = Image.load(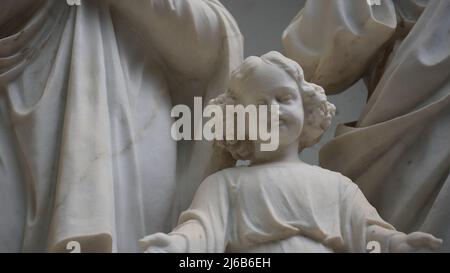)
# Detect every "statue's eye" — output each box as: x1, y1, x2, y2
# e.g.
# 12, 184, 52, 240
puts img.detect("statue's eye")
277, 94, 293, 103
